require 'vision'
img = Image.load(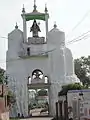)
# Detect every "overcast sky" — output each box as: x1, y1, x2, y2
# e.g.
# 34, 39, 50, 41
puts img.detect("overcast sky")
0, 0, 90, 69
